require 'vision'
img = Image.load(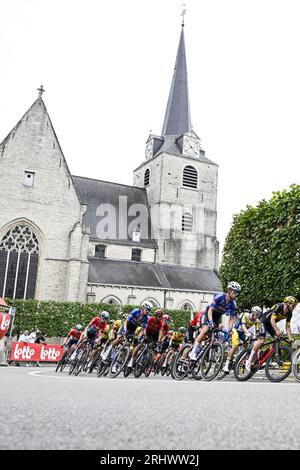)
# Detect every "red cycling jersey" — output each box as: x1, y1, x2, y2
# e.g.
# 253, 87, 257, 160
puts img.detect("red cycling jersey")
146, 317, 163, 336
189, 311, 204, 327
67, 328, 81, 340
88, 316, 107, 332
162, 323, 170, 337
